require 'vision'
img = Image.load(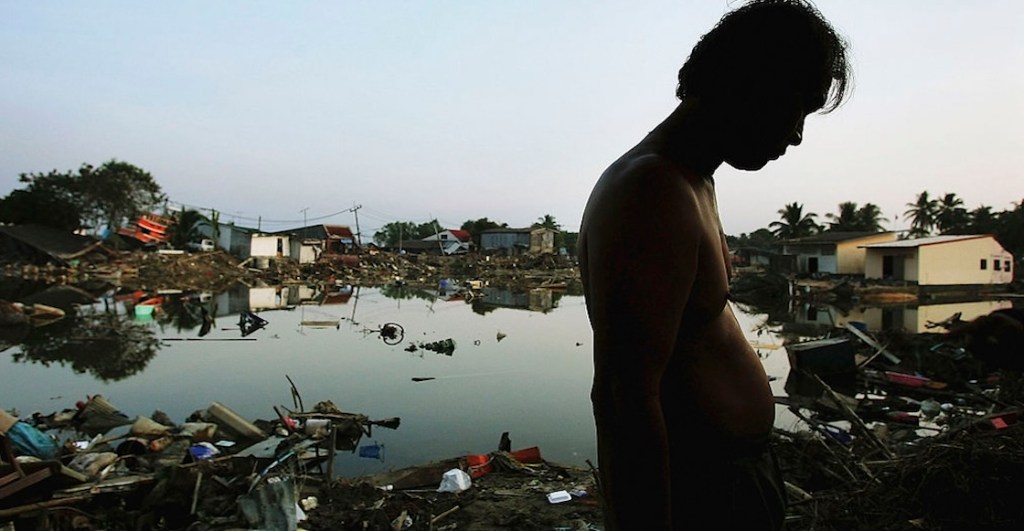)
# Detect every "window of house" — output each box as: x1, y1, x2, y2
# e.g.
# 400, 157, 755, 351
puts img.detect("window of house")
440, 234, 448, 240
1006, 260, 1013, 272
980, 259, 987, 270
994, 261, 1001, 271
